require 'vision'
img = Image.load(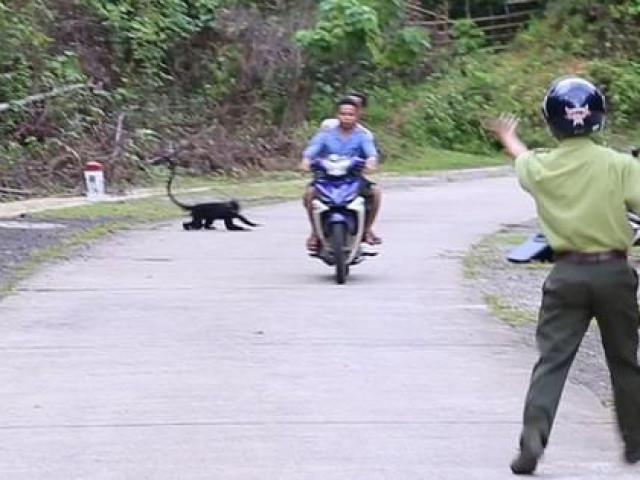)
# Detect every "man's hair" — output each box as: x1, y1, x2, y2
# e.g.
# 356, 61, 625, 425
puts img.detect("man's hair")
337, 97, 360, 109
347, 92, 368, 108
